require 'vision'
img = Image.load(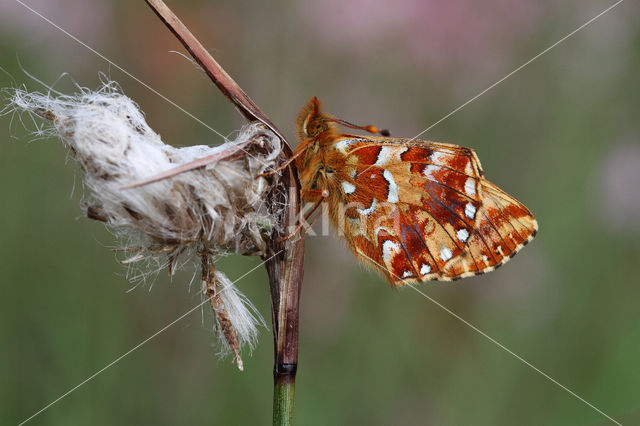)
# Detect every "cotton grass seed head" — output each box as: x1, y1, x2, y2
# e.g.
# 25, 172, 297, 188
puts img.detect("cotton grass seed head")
205, 268, 267, 367
4, 78, 281, 366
